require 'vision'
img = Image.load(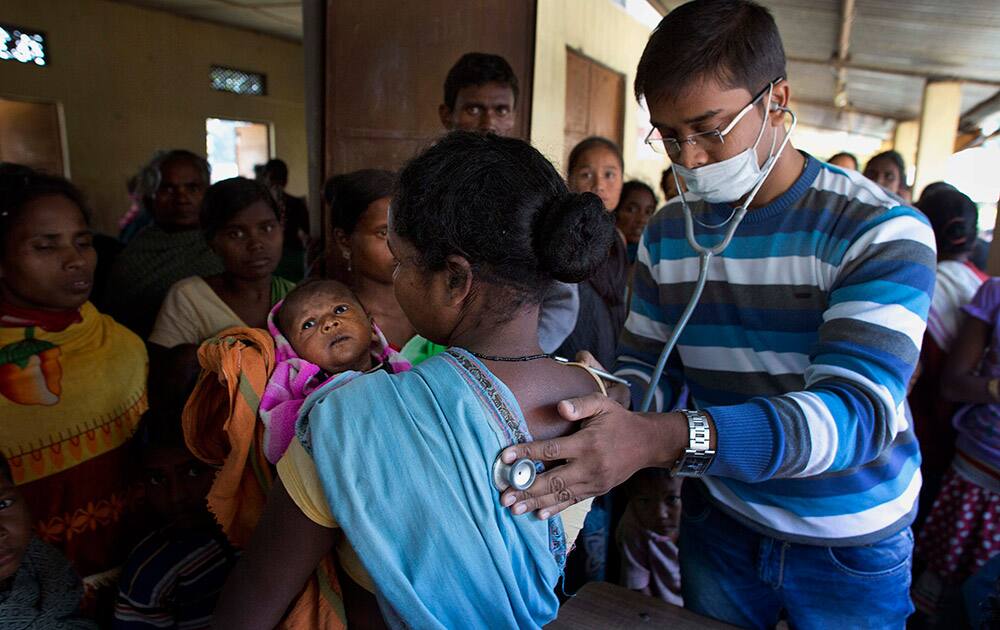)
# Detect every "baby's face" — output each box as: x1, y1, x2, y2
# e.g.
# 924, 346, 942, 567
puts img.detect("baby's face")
282, 284, 375, 374
0, 473, 32, 583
